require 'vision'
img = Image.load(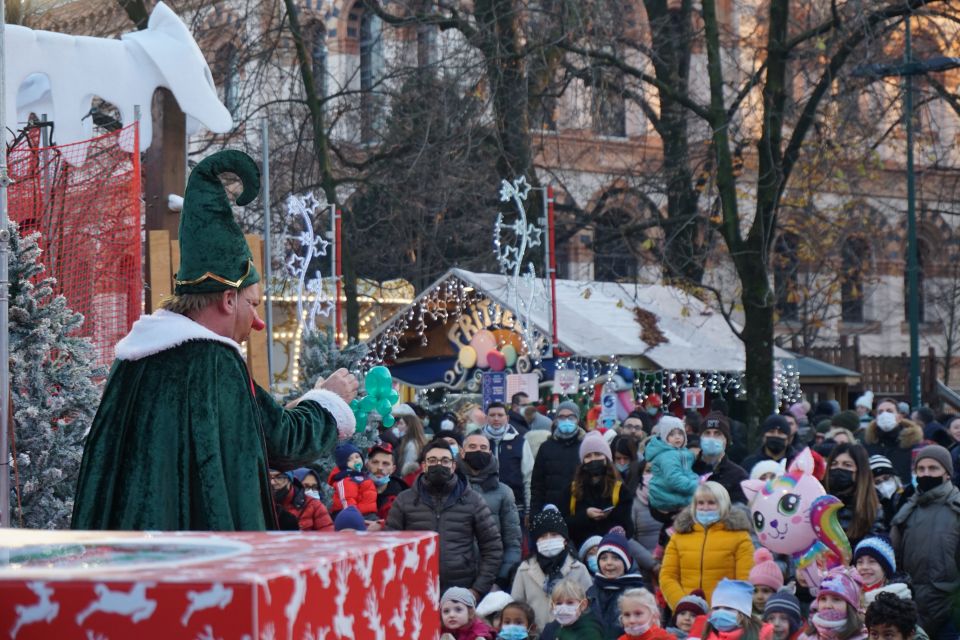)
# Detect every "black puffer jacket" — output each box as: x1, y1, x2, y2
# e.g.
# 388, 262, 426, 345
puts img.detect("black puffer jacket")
386, 472, 503, 594
562, 474, 635, 548
531, 430, 584, 514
